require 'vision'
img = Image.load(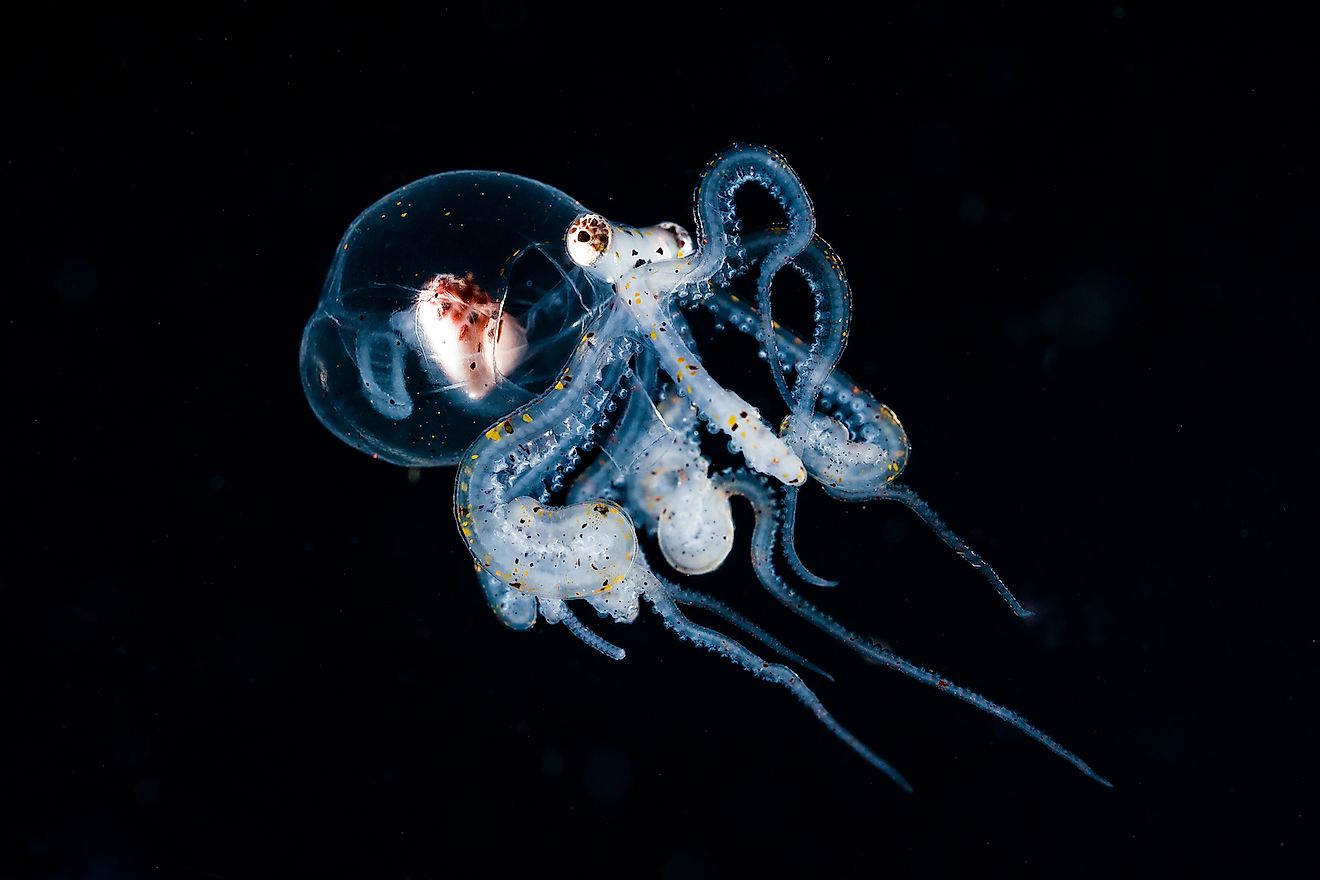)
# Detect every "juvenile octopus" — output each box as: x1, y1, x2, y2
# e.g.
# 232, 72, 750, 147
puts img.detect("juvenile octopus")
300, 145, 1110, 790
